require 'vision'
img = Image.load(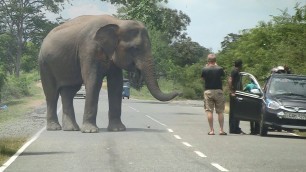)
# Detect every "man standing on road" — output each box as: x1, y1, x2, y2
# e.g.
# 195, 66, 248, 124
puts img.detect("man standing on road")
228, 59, 245, 134
201, 54, 227, 135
